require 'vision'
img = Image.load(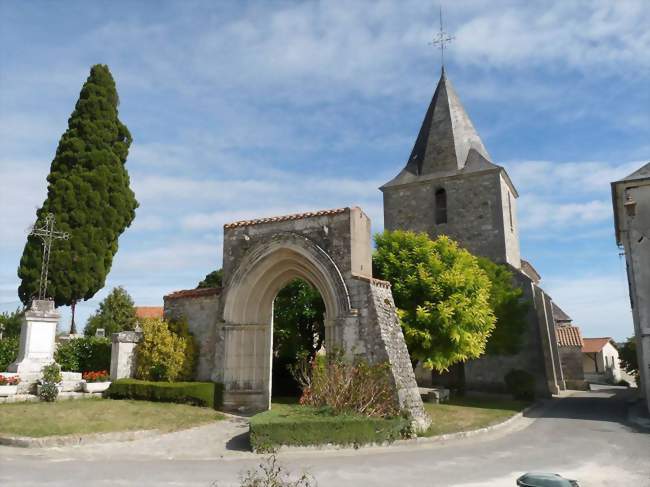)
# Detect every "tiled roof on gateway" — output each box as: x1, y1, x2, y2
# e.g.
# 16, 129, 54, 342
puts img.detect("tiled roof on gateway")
224, 208, 349, 229
164, 287, 222, 300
